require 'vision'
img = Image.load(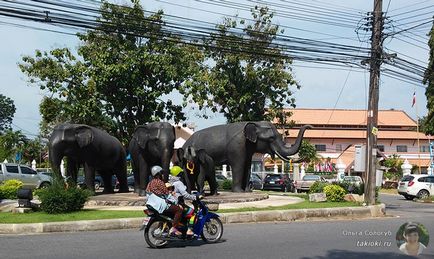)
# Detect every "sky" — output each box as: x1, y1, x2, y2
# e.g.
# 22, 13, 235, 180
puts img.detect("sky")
0, 0, 432, 138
